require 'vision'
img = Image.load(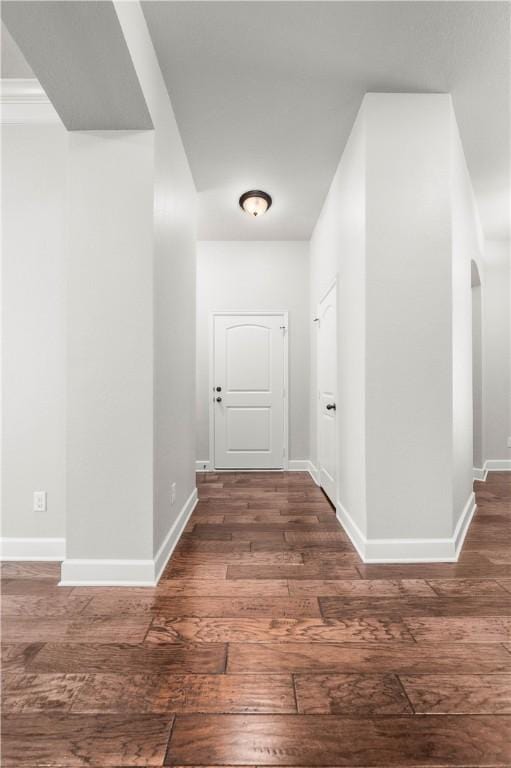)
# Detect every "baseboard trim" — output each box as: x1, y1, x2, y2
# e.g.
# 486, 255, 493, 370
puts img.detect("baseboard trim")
195, 458, 320, 486
336, 491, 476, 563
59, 558, 156, 586
0, 537, 66, 561
474, 459, 511, 481
288, 459, 320, 485
484, 459, 511, 471
60, 487, 198, 587
153, 487, 198, 583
